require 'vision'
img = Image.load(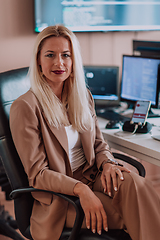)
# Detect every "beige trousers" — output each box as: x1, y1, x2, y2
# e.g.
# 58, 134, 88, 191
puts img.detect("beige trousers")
66, 168, 160, 240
